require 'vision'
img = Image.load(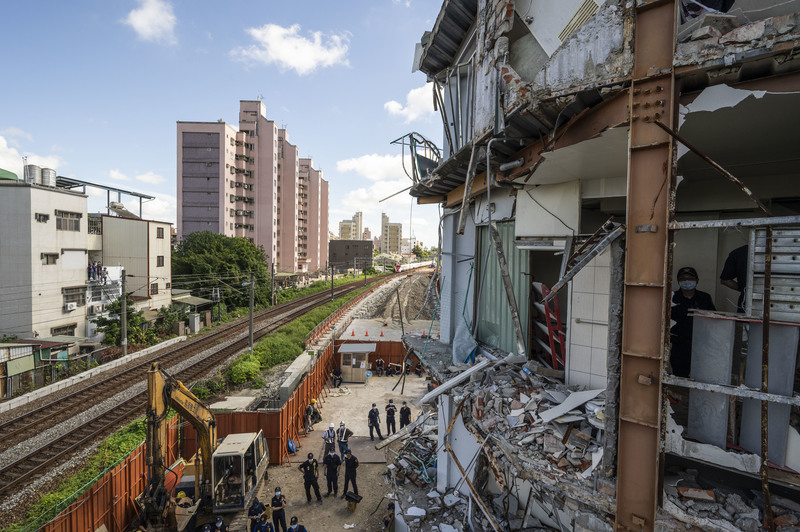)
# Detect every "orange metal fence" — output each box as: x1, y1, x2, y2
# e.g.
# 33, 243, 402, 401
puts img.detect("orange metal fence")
182, 340, 339, 465
43, 416, 180, 532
